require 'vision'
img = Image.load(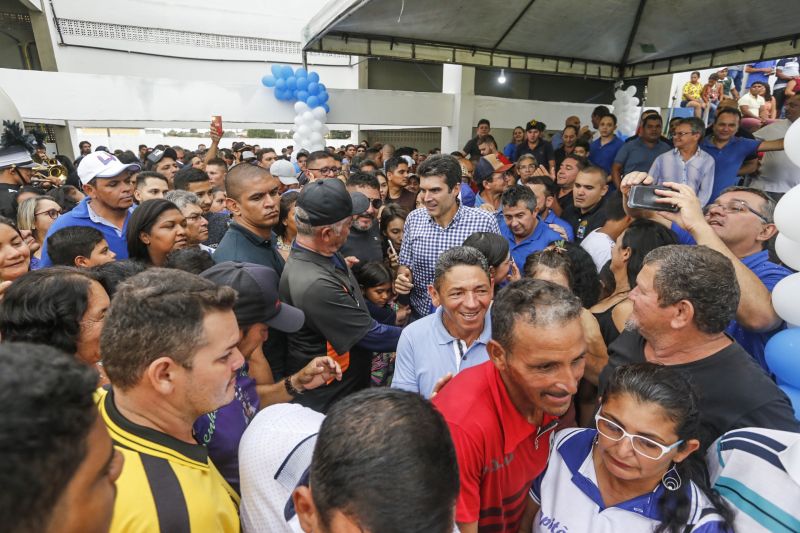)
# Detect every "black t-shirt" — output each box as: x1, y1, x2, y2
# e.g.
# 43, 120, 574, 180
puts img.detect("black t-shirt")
203, 211, 231, 248
513, 140, 556, 165
385, 188, 416, 213
279, 246, 373, 413
562, 198, 607, 242
0, 184, 20, 219
600, 329, 800, 451
340, 222, 383, 264
557, 190, 574, 214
